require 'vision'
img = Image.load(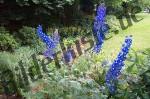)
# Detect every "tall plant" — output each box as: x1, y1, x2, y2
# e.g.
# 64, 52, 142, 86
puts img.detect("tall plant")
92, 4, 109, 53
